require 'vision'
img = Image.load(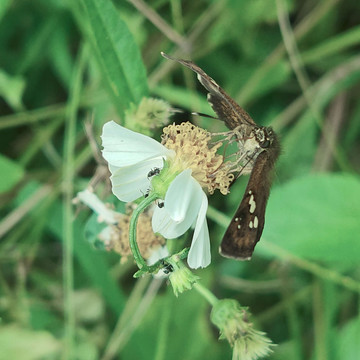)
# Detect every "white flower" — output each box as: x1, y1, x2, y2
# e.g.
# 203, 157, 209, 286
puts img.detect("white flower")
101, 121, 211, 269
